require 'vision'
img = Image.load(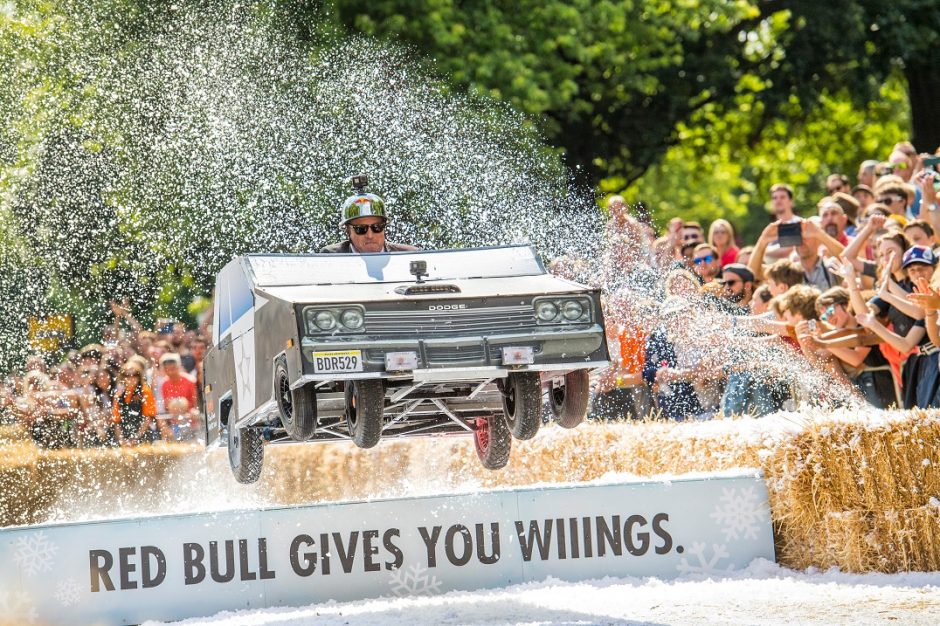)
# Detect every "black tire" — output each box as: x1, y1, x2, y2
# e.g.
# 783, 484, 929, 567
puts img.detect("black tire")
228, 421, 264, 484
501, 371, 542, 440
549, 370, 591, 428
473, 414, 511, 470
345, 380, 385, 448
275, 360, 316, 441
